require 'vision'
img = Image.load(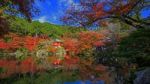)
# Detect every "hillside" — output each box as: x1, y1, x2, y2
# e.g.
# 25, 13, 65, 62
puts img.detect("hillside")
9, 17, 85, 38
